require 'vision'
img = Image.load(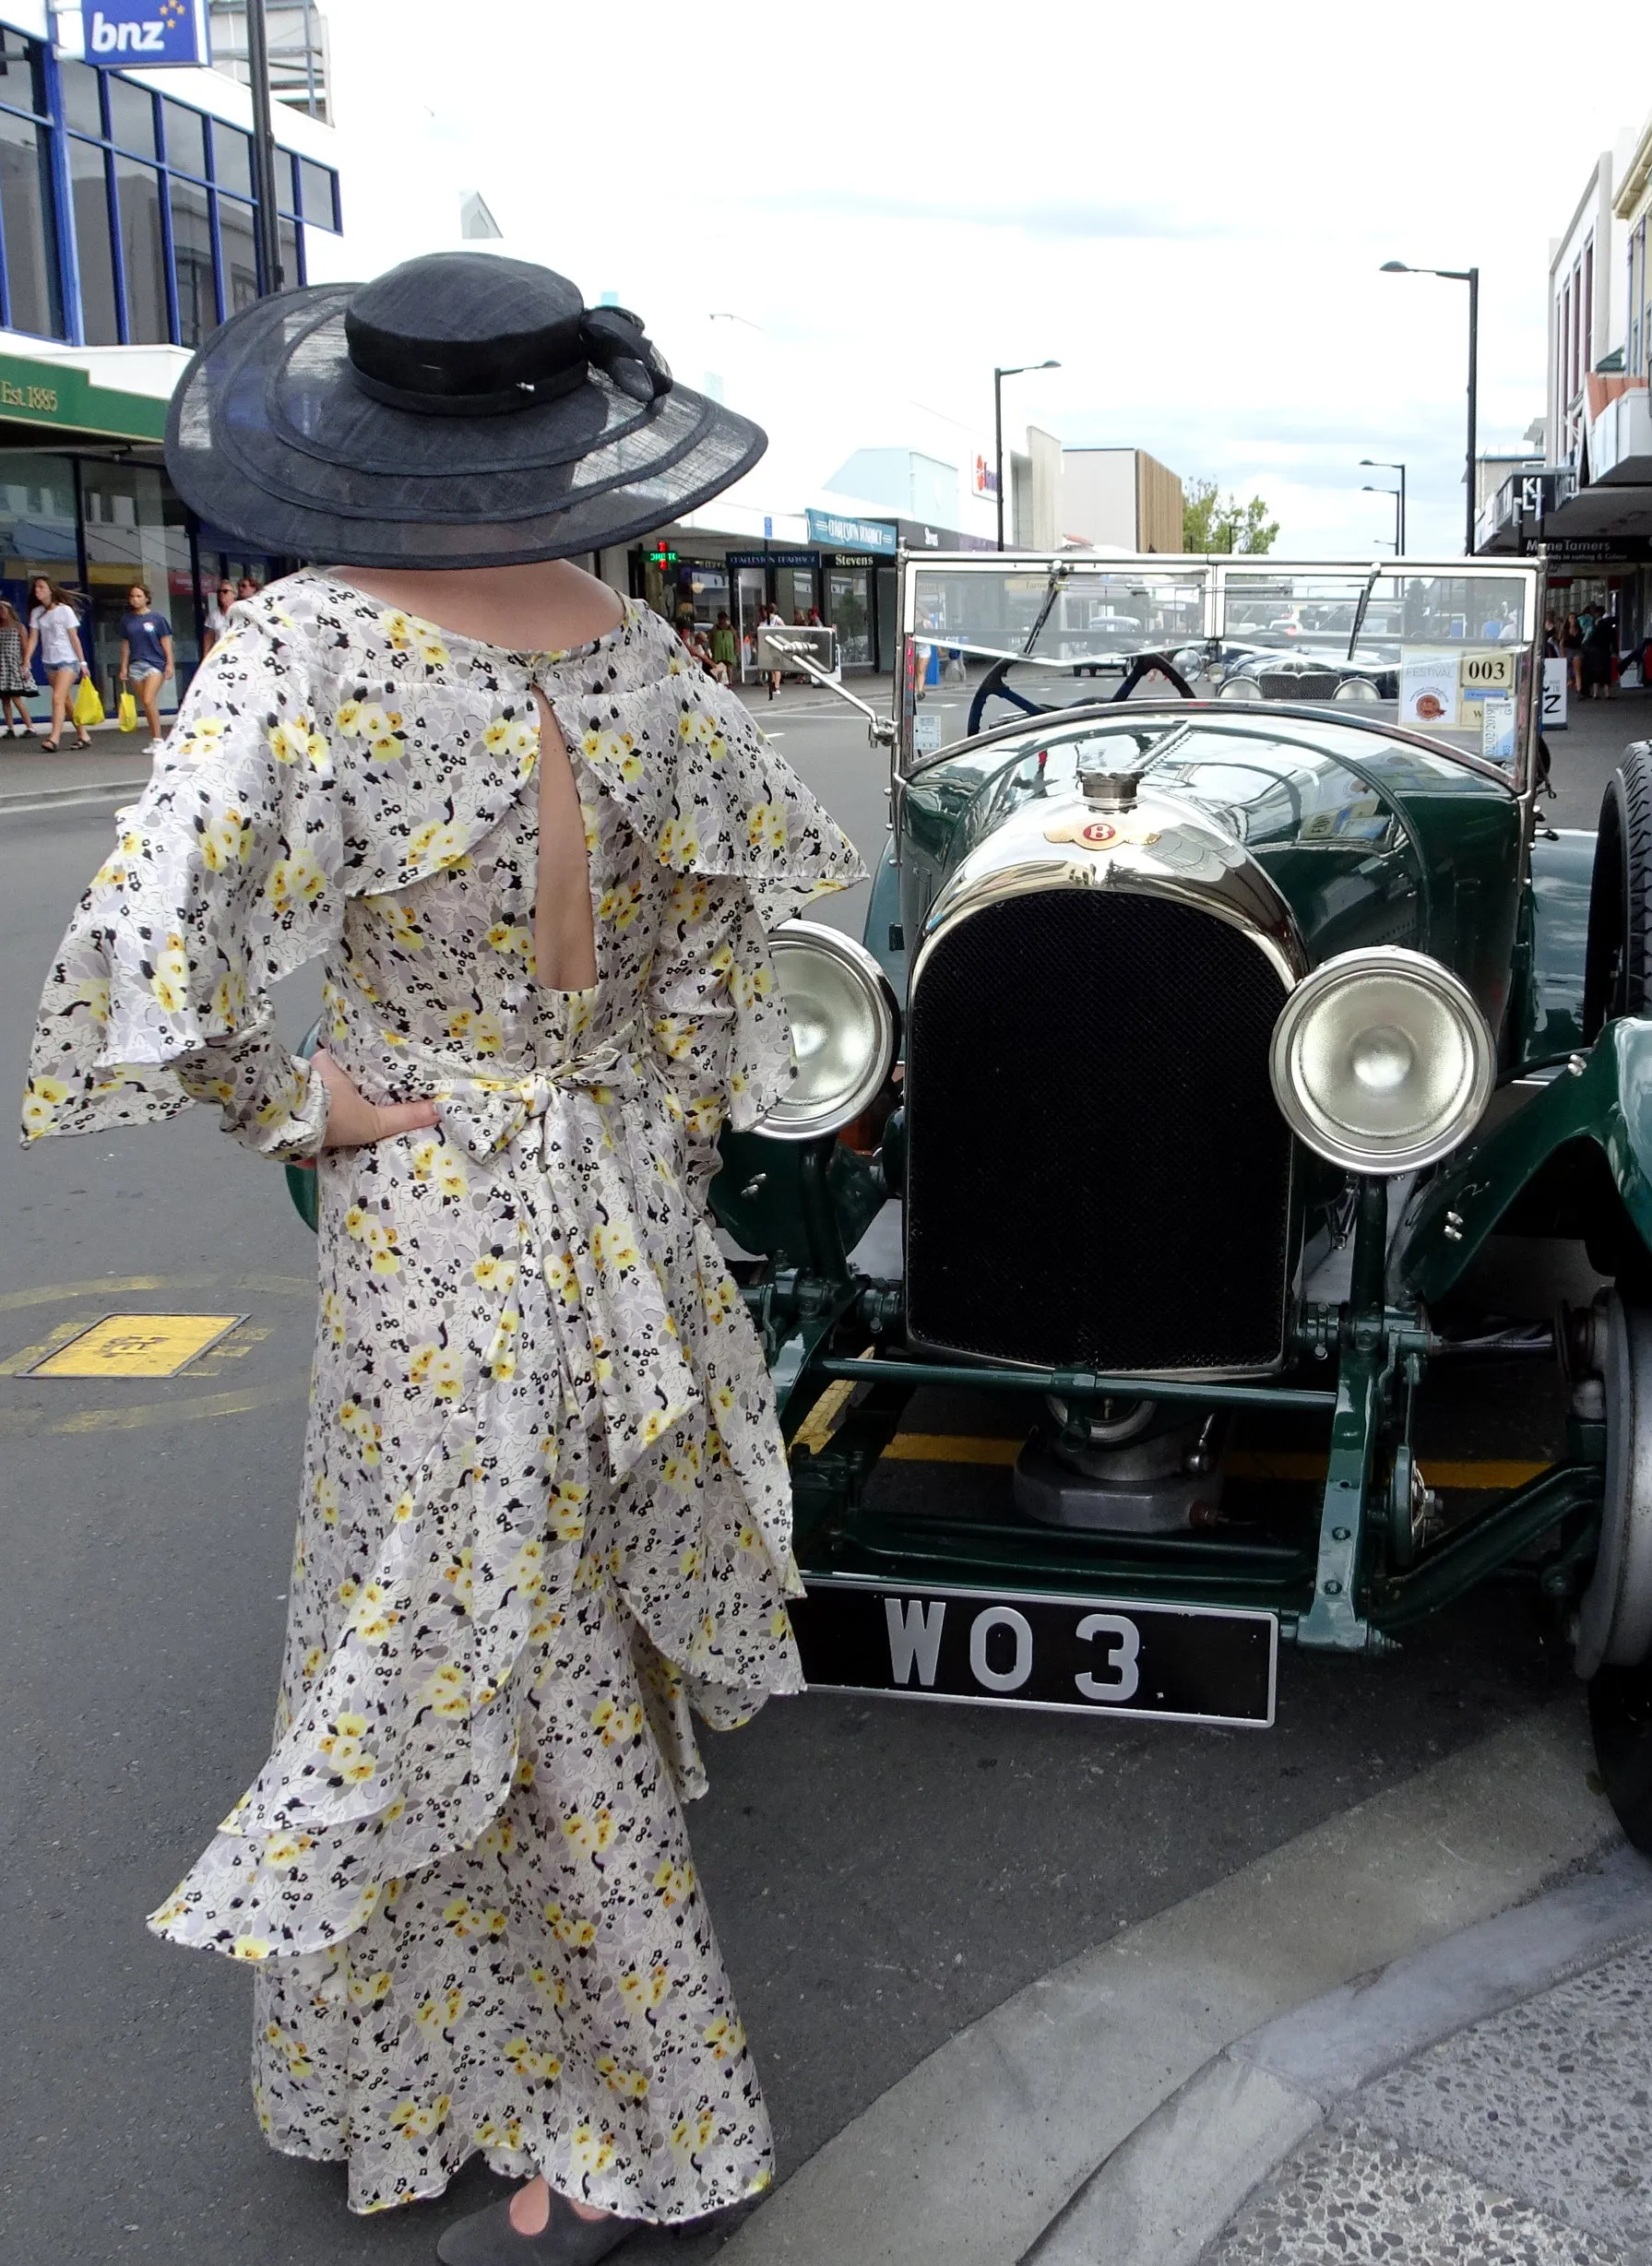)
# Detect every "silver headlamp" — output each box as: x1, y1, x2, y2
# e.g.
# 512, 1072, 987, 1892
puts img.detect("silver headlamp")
1269, 946, 1495, 1175
758, 920, 899, 1141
